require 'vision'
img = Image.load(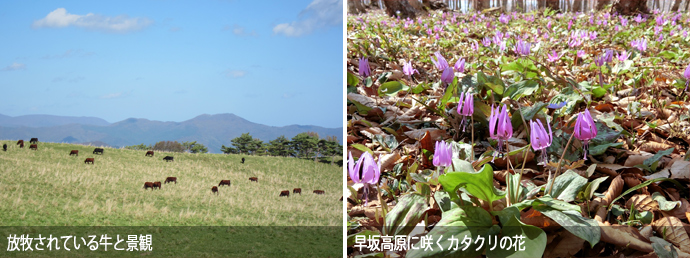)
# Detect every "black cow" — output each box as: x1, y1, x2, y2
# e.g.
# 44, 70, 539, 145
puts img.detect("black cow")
30, 138, 38, 144
241, 157, 245, 164
211, 186, 218, 195
2, 144, 6, 151
93, 148, 104, 155
163, 156, 174, 162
